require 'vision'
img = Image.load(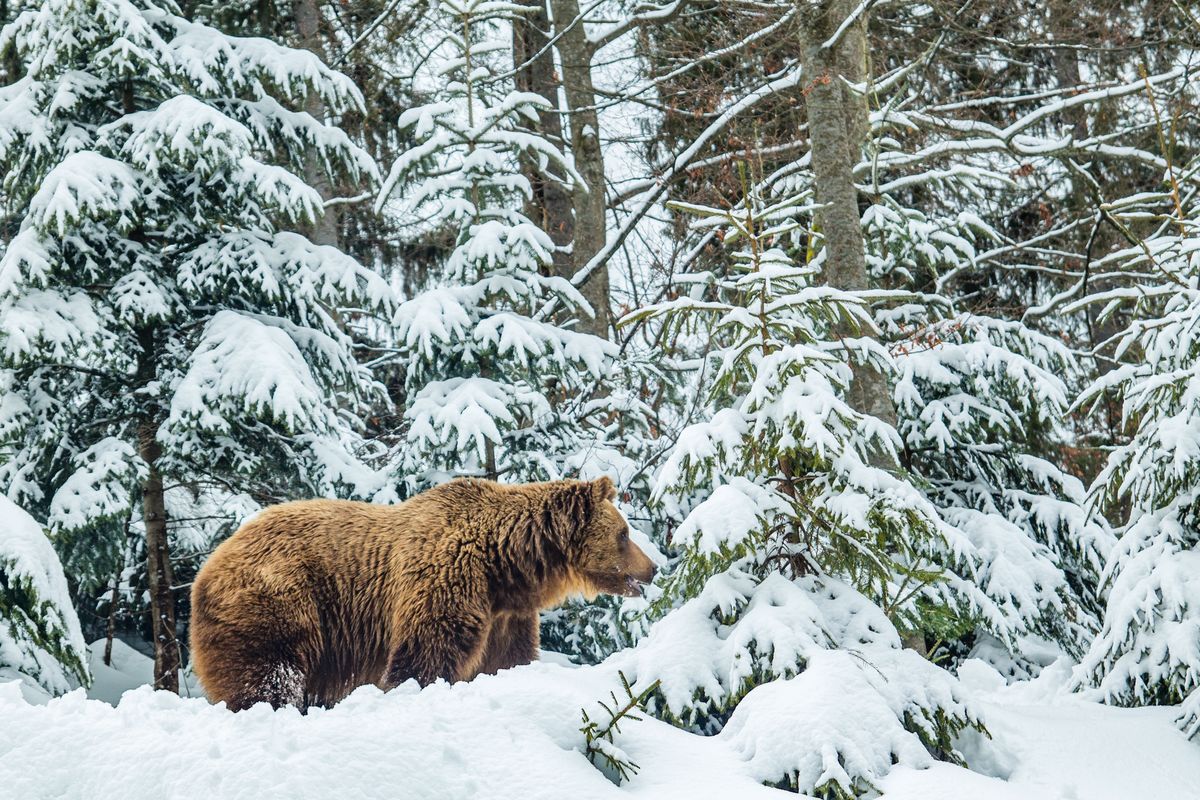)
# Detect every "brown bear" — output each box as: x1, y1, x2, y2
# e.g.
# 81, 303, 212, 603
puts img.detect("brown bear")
189, 476, 656, 711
